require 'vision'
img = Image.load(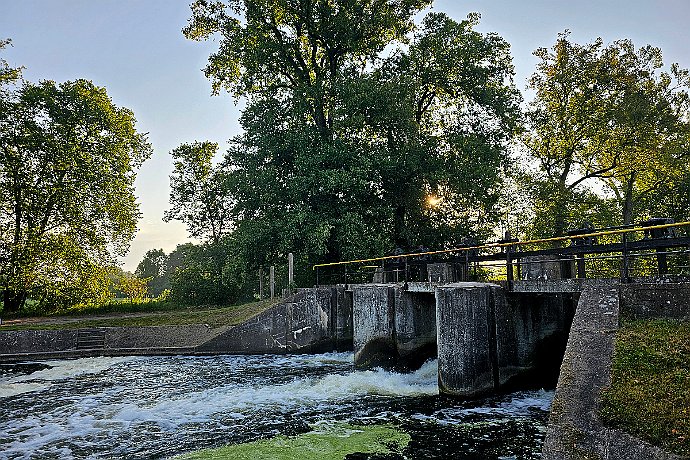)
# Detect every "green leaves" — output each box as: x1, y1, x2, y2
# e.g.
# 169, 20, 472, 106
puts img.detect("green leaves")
0, 79, 152, 312
524, 32, 690, 236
